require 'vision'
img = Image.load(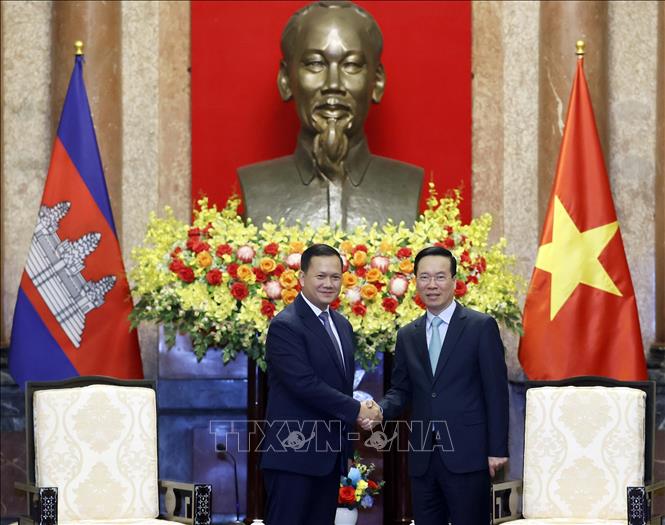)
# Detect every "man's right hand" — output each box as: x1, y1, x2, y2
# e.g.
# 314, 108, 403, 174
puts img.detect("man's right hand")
357, 399, 382, 430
